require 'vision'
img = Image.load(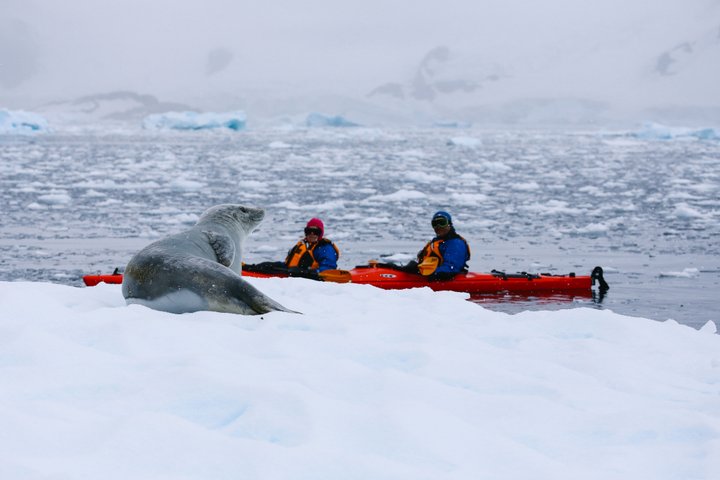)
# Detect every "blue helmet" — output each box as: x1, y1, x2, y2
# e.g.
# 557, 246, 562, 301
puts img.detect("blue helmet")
432, 210, 452, 225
